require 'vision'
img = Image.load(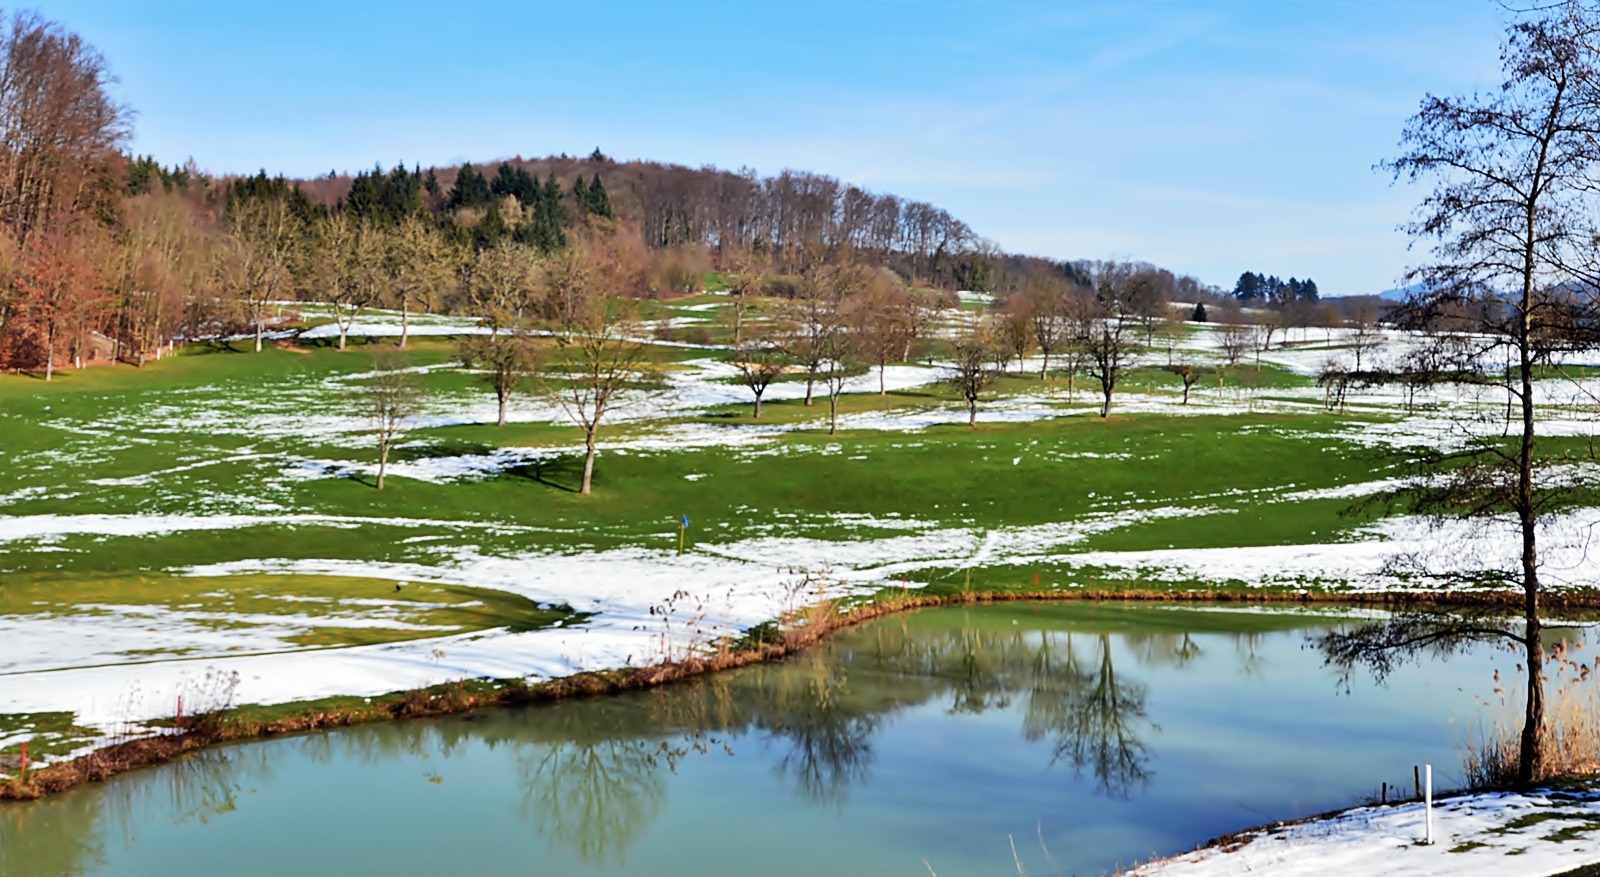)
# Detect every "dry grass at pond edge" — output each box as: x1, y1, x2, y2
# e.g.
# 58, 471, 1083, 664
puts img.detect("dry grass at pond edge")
6, 586, 1600, 802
